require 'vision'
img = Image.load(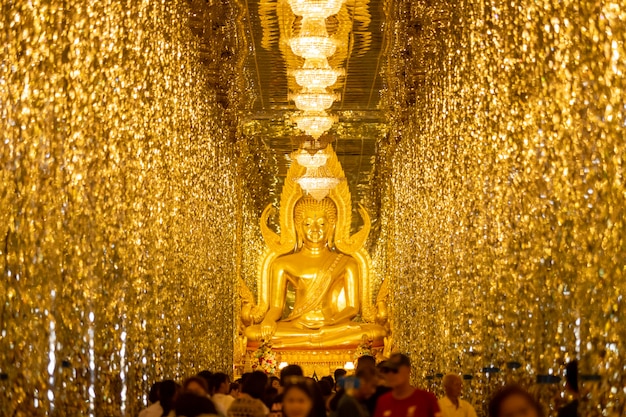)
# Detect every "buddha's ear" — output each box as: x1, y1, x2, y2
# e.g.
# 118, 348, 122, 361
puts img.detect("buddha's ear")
296, 235, 303, 250
328, 223, 336, 249
295, 223, 303, 250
